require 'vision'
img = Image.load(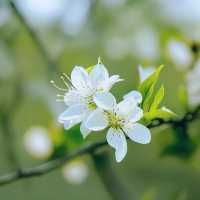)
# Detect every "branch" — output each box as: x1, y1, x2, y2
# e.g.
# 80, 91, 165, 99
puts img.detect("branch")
8, 0, 59, 76
0, 105, 199, 186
